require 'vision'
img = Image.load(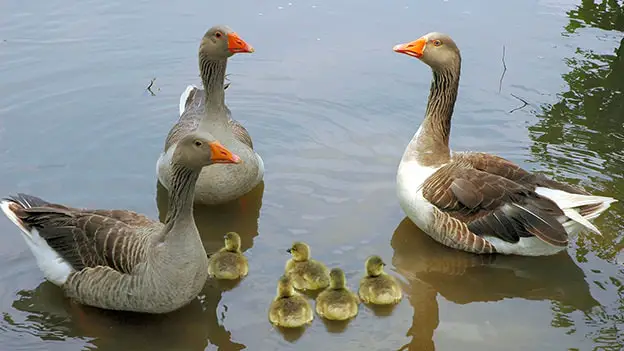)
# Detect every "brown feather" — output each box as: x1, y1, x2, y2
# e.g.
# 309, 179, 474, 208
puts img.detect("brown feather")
422, 158, 568, 247
8, 194, 155, 273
